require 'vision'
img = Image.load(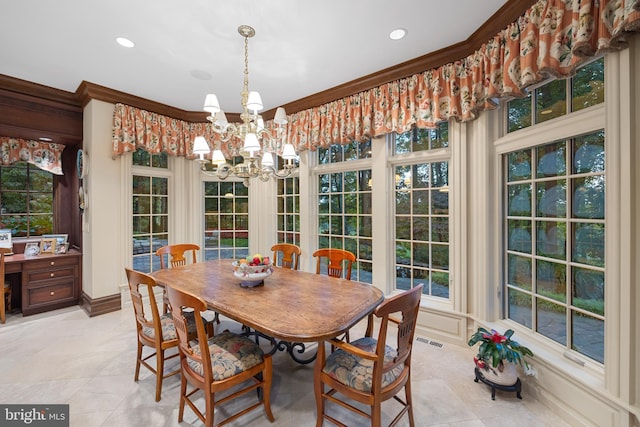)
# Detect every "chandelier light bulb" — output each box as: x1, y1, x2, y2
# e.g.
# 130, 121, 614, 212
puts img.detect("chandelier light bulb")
203, 94, 221, 113
246, 91, 263, 113
214, 110, 228, 127
243, 132, 260, 153
274, 107, 288, 125
193, 136, 211, 154
261, 152, 275, 167
282, 143, 297, 160
211, 149, 227, 166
